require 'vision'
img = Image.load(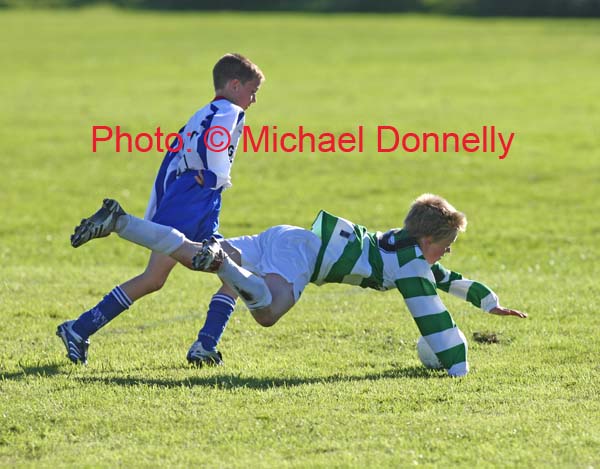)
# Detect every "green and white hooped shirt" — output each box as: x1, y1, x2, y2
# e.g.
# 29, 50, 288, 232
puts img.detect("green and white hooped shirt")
310, 210, 499, 377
